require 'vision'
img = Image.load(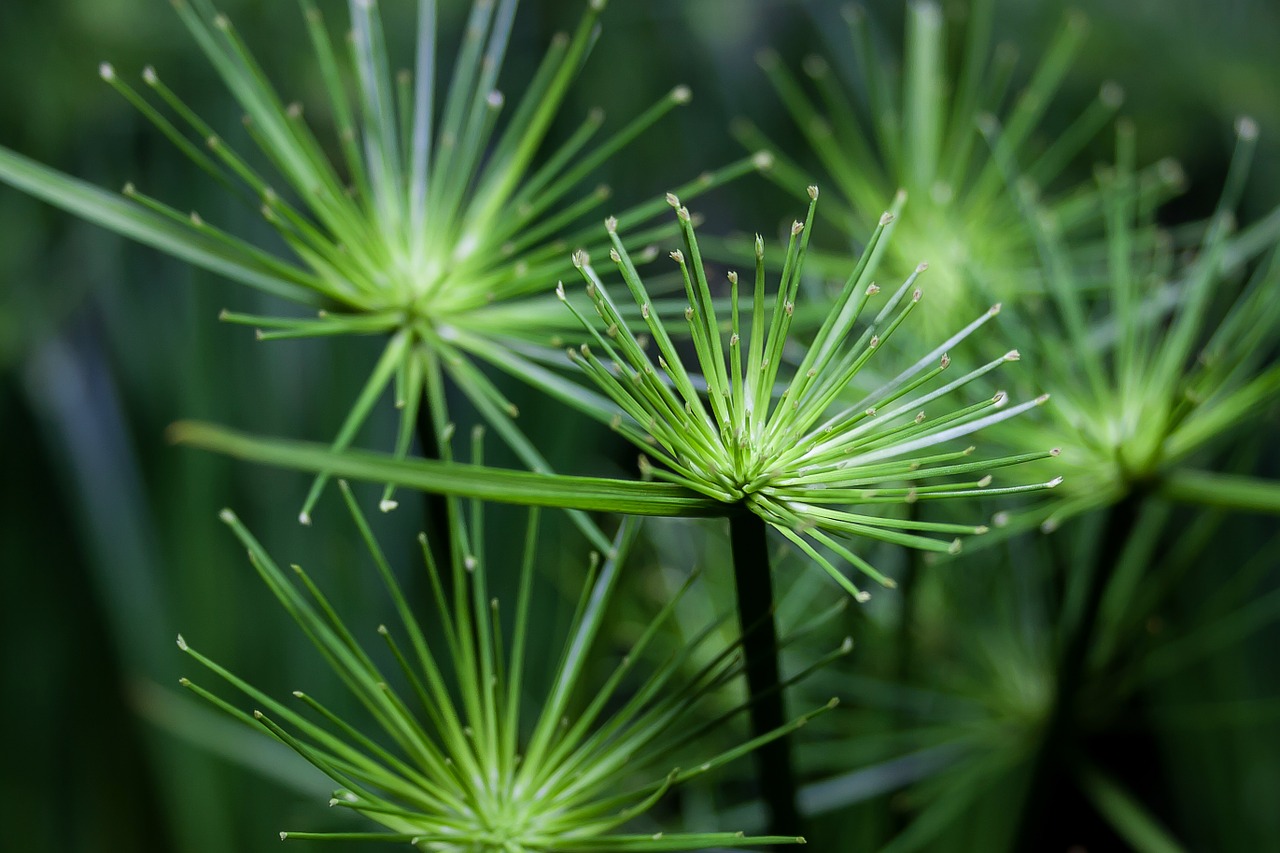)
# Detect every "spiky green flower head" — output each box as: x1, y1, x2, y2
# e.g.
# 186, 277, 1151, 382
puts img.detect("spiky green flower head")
738, 0, 1183, 337
179, 481, 833, 850
995, 118, 1280, 531
0, 0, 764, 526
556, 186, 1062, 600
